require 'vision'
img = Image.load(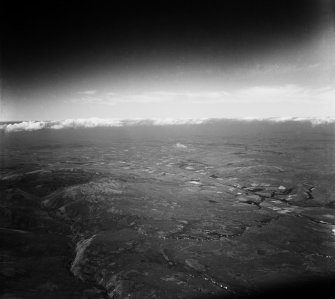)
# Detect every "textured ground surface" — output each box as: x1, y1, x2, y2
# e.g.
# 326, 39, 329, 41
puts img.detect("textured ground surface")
1, 123, 335, 298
